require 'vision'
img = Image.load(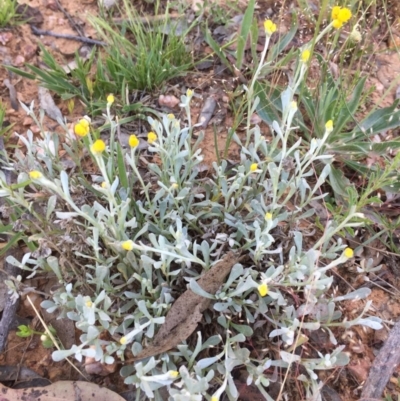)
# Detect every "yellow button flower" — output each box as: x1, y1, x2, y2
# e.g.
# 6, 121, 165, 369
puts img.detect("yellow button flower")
265, 212, 272, 220
264, 19, 277, 36
325, 120, 334, 132
331, 6, 352, 29
85, 300, 93, 308
250, 163, 258, 172
331, 6, 341, 20
129, 134, 139, 148
337, 7, 352, 22
121, 240, 134, 251
186, 89, 193, 97
148, 131, 158, 144
107, 94, 115, 105
301, 49, 311, 63
91, 139, 106, 154
167, 113, 175, 120
29, 170, 43, 180
169, 371, 179, 378
343, 247, 354, 258
120, 336, 127, 345
332, 19, 343, 29
258, 283, 269, 297
211, 397, 219, 401
74, 119, 90, 137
